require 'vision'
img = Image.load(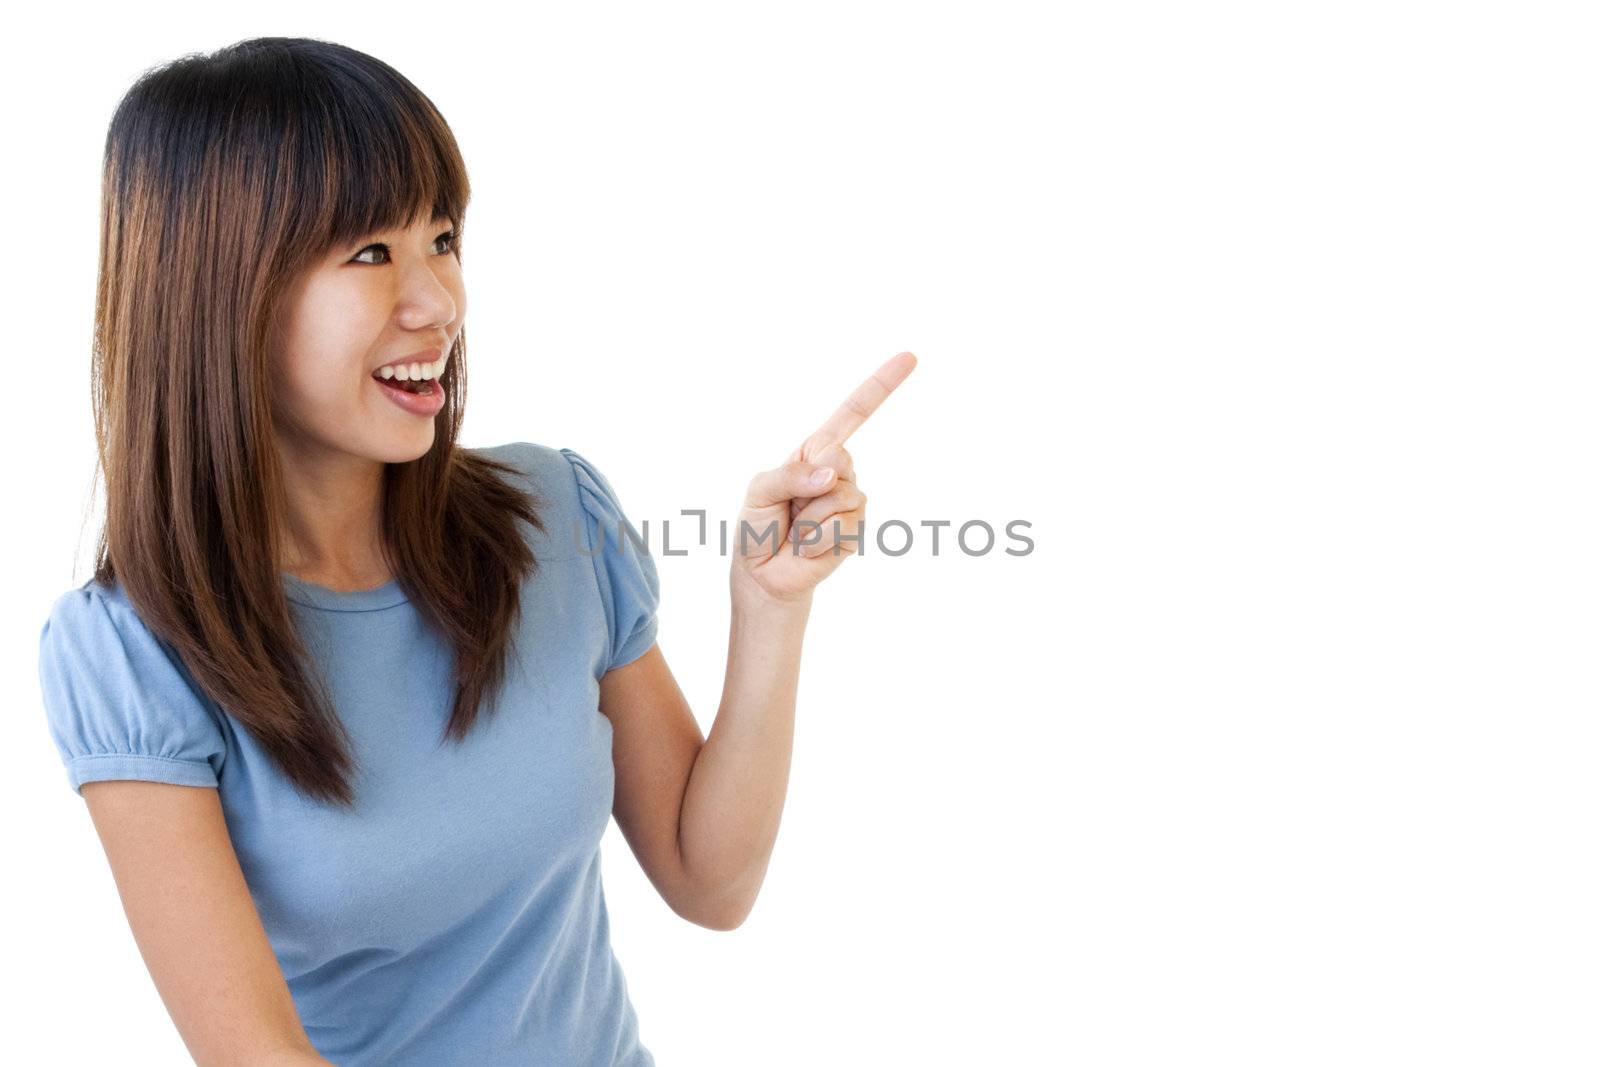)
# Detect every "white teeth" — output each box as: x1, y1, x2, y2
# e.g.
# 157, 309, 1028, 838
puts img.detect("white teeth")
374, 354, 448, 382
